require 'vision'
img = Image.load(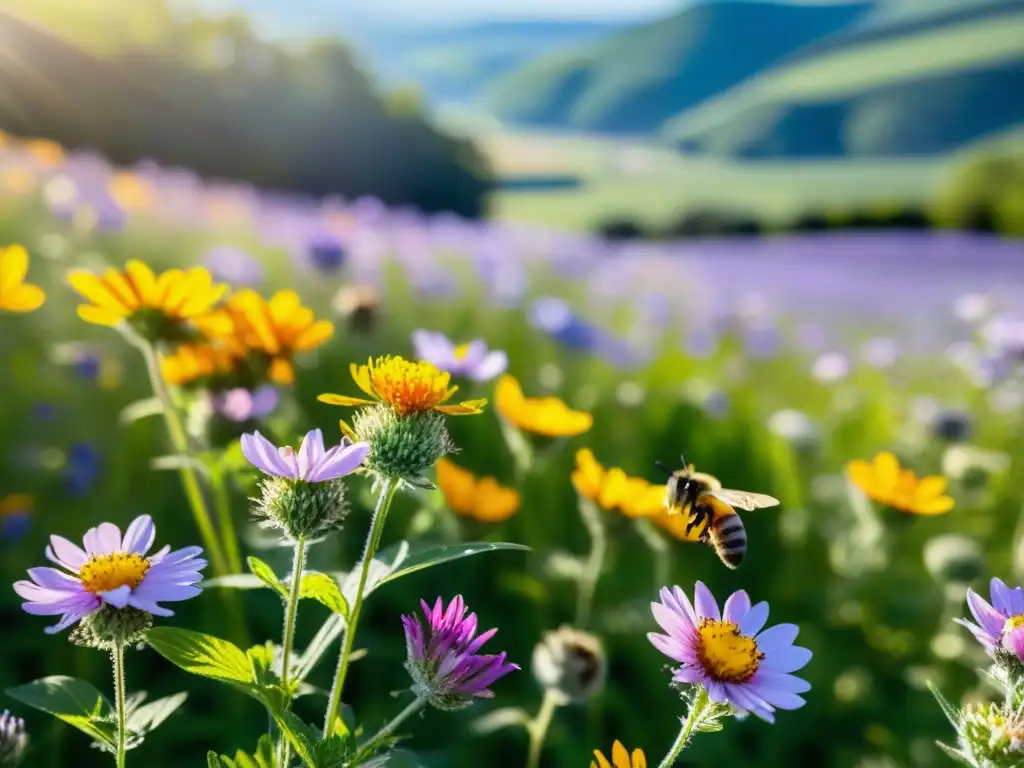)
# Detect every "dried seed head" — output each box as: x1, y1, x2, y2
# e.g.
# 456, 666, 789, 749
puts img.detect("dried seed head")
531, 625, 606, 704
